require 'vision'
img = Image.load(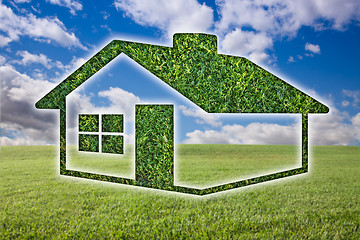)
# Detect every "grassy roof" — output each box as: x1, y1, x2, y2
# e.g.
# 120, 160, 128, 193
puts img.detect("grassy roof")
36, 33, 328, 114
